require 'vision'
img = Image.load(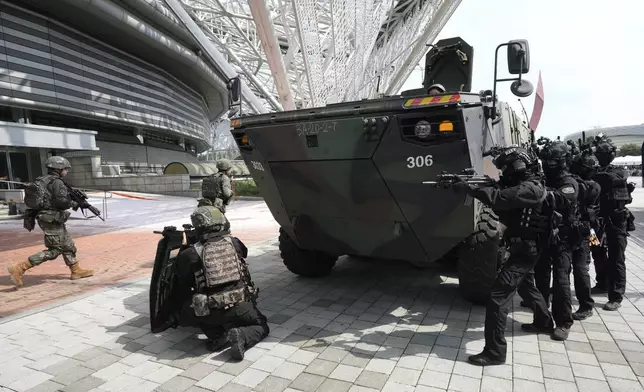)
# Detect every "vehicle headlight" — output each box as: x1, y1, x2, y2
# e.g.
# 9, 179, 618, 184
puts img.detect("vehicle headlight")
415, 120, 431, 138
